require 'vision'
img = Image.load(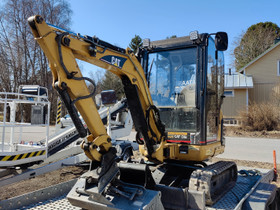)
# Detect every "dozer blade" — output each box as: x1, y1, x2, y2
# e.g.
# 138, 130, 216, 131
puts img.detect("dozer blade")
67, 150, 164, 209
67, 174, 164, 210
189, 161, 237, 206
